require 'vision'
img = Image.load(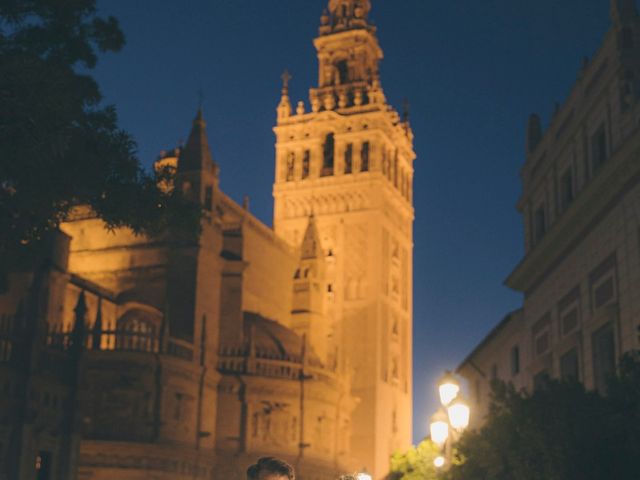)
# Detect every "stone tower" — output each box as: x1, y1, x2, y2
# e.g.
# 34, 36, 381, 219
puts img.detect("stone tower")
272, 1, 415, 475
